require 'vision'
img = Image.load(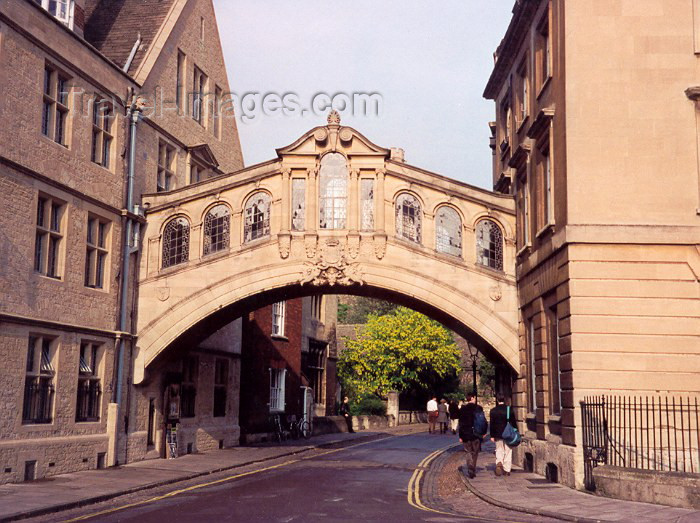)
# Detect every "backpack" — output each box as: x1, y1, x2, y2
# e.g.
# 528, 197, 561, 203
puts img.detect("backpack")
473, 409, 488, 437
501, 406, 522, 448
